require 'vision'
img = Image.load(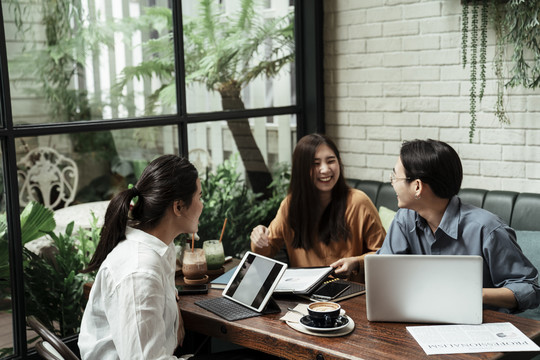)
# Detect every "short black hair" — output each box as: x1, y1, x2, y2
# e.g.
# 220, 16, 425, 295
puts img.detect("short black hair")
400, 139, 462, 199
